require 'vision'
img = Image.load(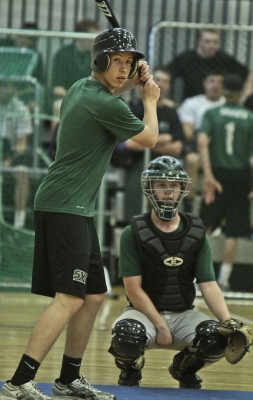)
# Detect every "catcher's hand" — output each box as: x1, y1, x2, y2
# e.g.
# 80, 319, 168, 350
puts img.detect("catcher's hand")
218, 318, 253, 364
